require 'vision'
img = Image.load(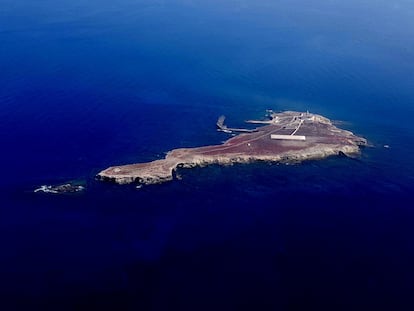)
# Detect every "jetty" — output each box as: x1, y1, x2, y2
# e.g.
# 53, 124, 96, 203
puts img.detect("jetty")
216, 115, 257, 133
